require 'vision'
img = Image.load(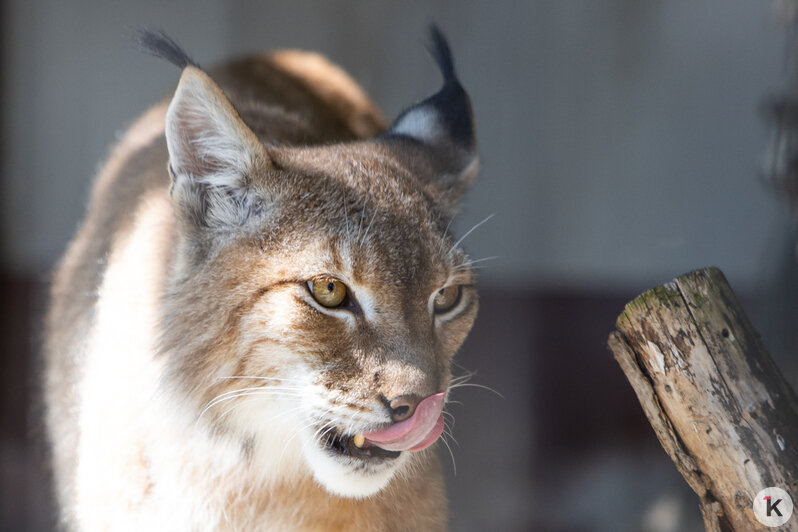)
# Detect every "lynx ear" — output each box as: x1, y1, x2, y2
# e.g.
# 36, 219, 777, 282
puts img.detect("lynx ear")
383, 26, 478, 210
165, 66, 270, 230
